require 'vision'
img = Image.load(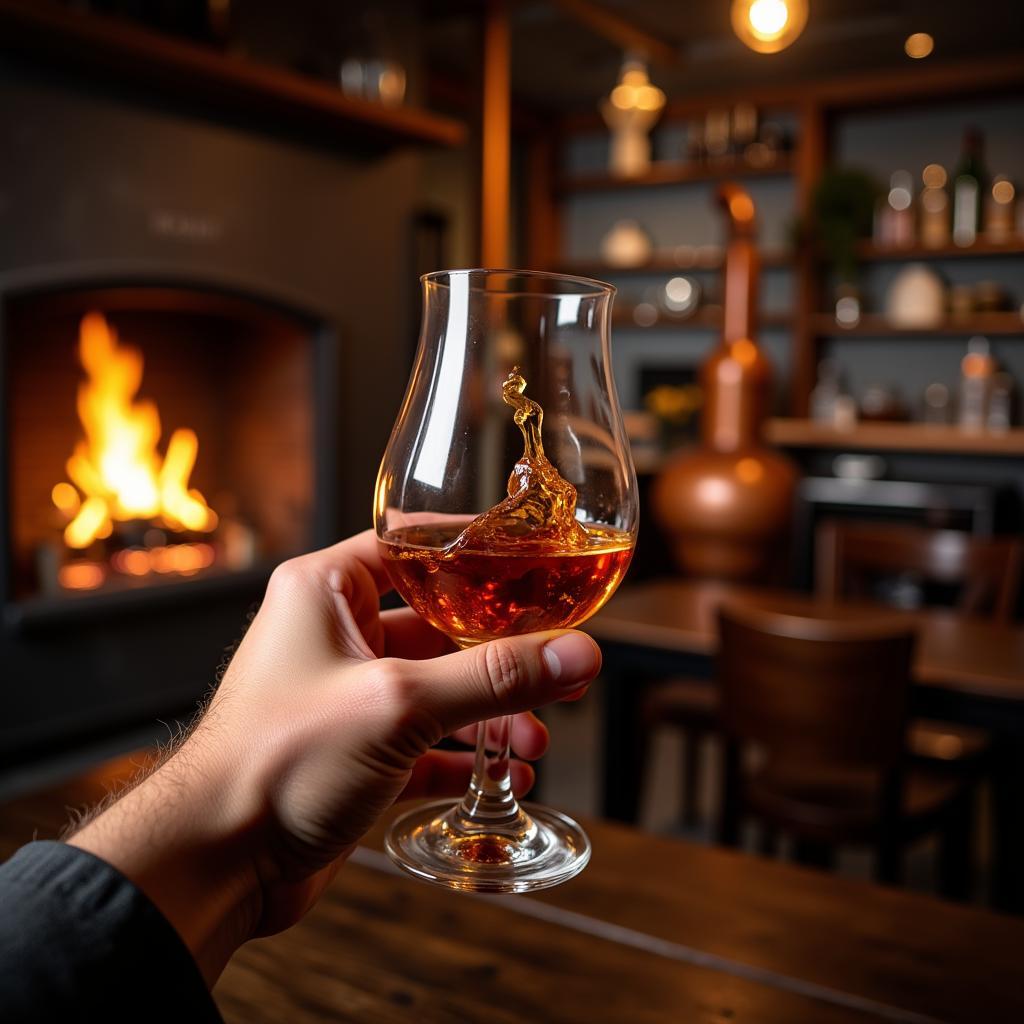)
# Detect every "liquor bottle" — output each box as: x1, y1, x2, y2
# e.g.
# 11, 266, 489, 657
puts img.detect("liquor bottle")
958, 336, 996, 431
952, 128, 987, 248
919, 164, 950, 249
874, 171, 914, 248
985, 176, 1016, 243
